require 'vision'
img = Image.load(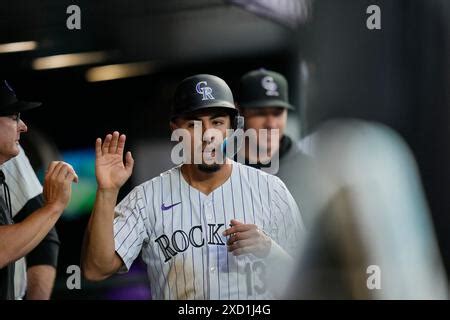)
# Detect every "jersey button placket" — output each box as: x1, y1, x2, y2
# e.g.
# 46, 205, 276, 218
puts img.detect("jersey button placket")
203, 197, 218, 299
205, 200, 213, 220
